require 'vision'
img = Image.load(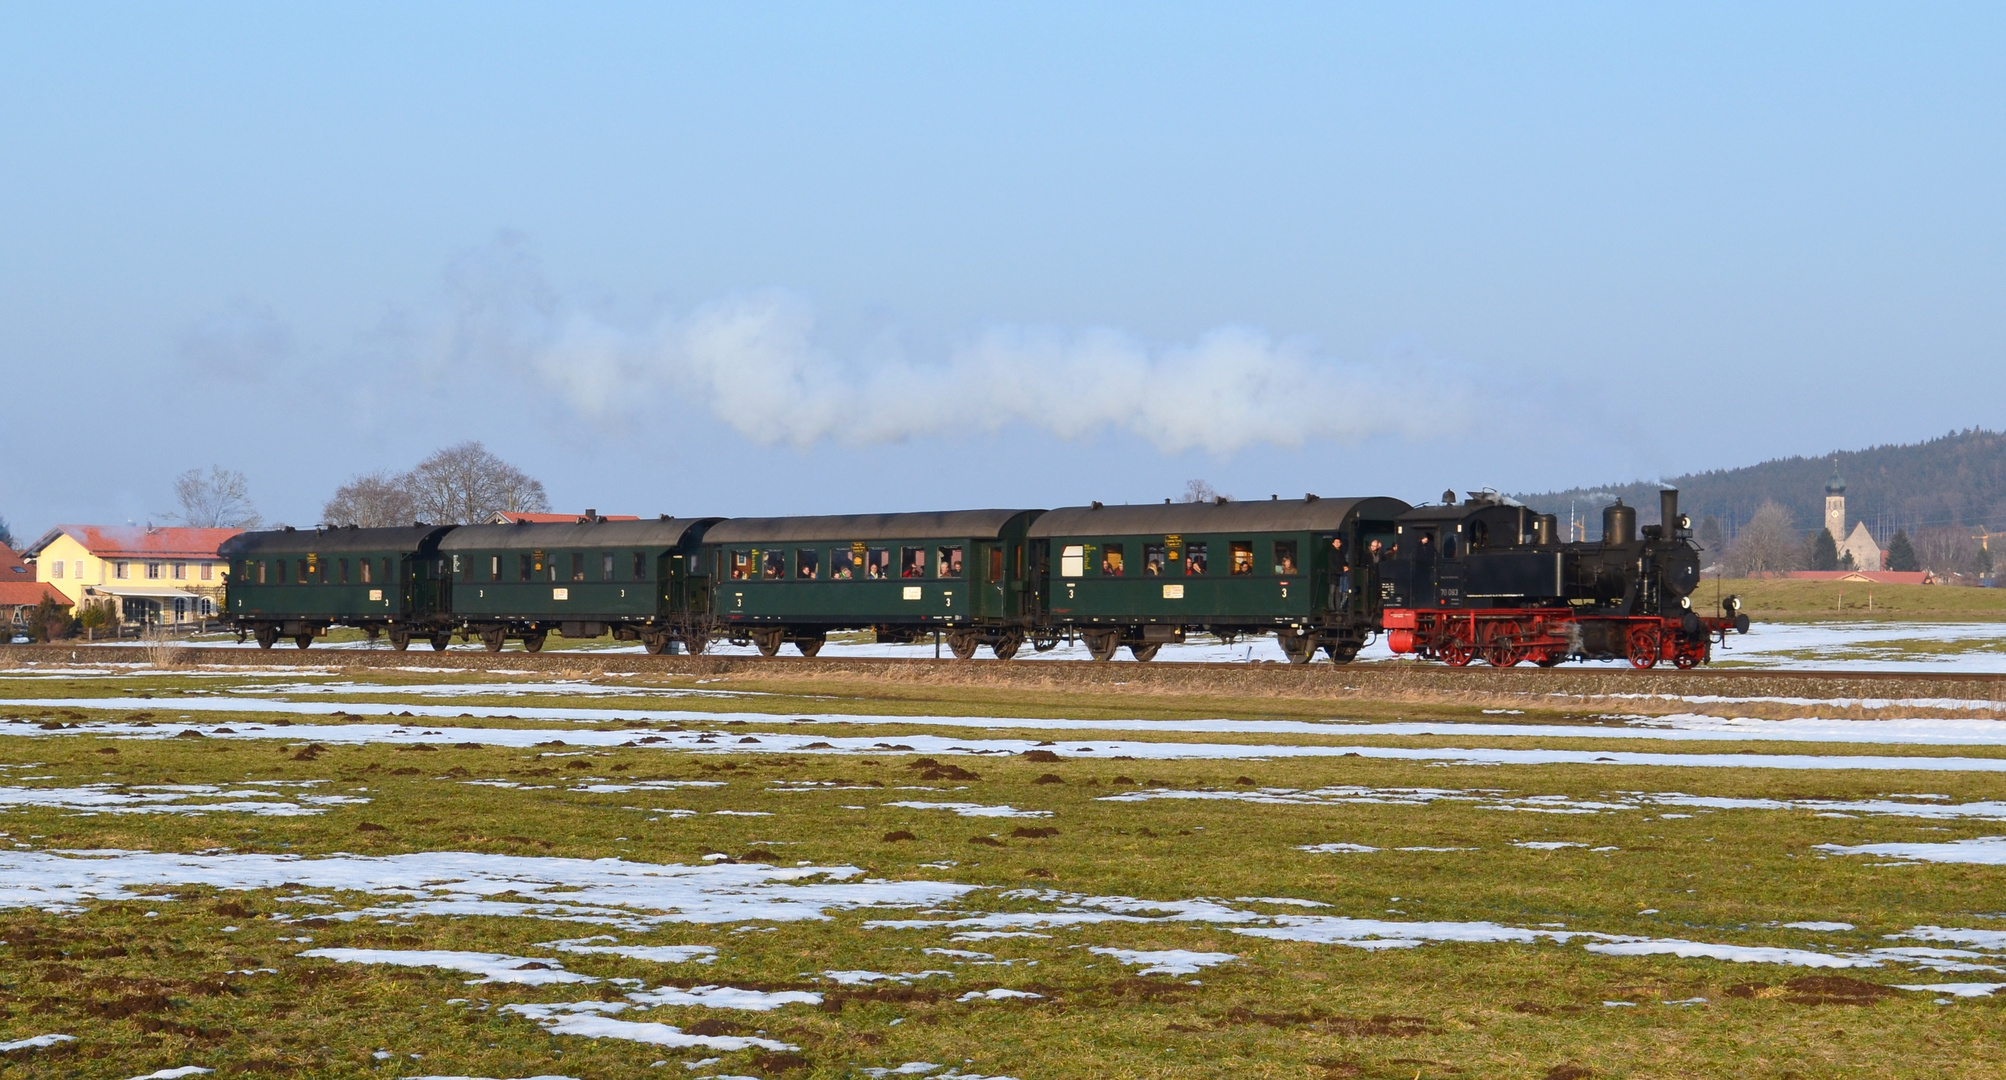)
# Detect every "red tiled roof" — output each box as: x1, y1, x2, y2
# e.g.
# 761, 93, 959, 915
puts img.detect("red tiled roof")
1782, 570, 1934, 585
28, 525, 242, 560
1, 546, 27, 575
0, 582, 68, 608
